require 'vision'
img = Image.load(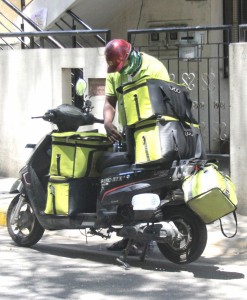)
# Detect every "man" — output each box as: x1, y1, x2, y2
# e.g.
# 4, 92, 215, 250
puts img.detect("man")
103, 39, 170, 254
